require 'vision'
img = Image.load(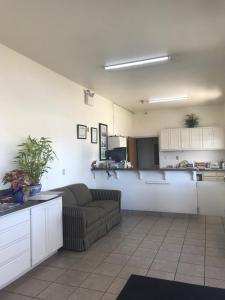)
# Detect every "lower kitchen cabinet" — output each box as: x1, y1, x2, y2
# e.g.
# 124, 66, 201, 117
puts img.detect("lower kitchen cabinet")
0, 196, 63, 289
197, 182, 225, 217
31, 197, 63, 266
0, 209, 31, 289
